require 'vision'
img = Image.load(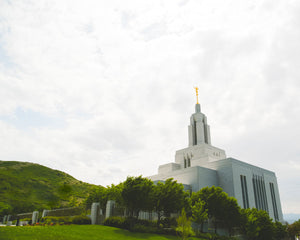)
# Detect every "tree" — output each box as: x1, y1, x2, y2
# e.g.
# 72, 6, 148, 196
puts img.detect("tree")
192, 186, 241, 234
106, 183, 124, 207
221, 196, 241, 236
84, 183, 125, 216
287, 219, 300, 239
191, 199, 208, 233
10, 200, 36, 213
58, 183, 75, 207
58, 183, 72, 200
68, 196, 79, 207
84, 186, 108, 214
273, 221, 288, 240
176, 208, 194, 240
152, 178, 188, 223
46, 194, 60, 209
241, 208, 274, 240
0, 202, 12, 216
121, 176, 153, 217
